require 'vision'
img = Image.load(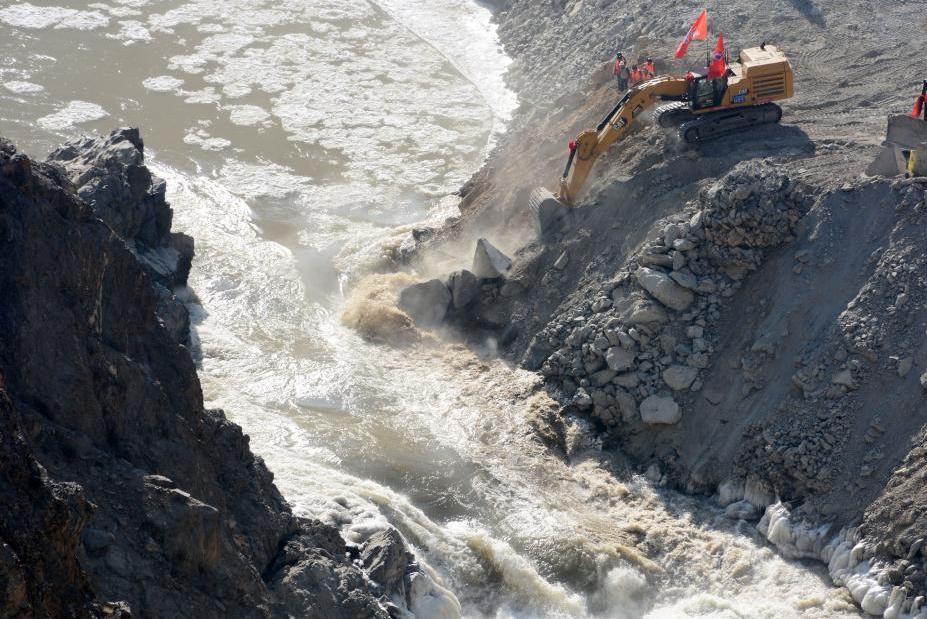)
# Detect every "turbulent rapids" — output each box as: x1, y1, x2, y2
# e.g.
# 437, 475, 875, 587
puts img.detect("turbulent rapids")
0, 0, 874, 617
